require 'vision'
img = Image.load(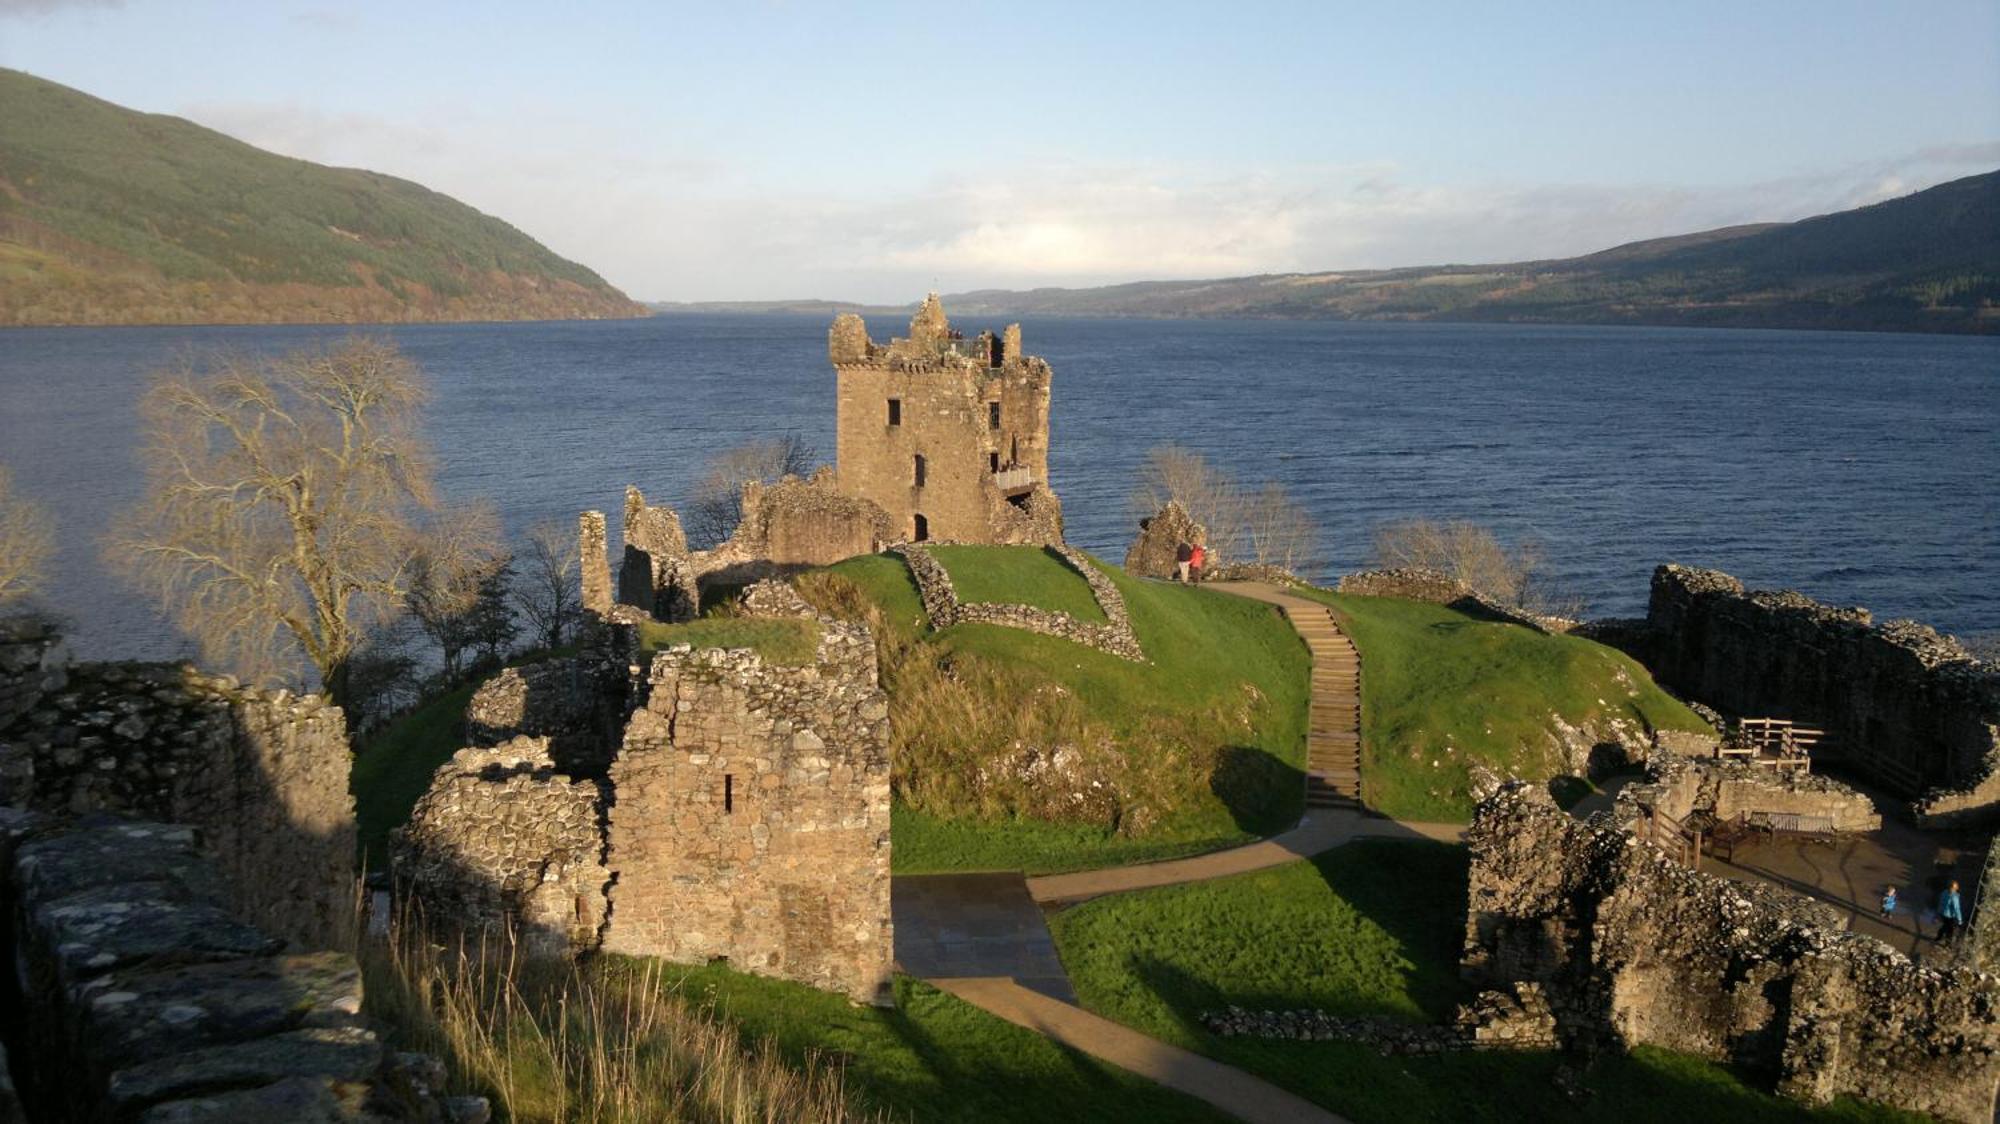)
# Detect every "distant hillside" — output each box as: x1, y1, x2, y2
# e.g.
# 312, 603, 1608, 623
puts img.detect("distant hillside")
649, 298, 890, 316
0, 69, 646, 327
937, 172, 2000, 334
